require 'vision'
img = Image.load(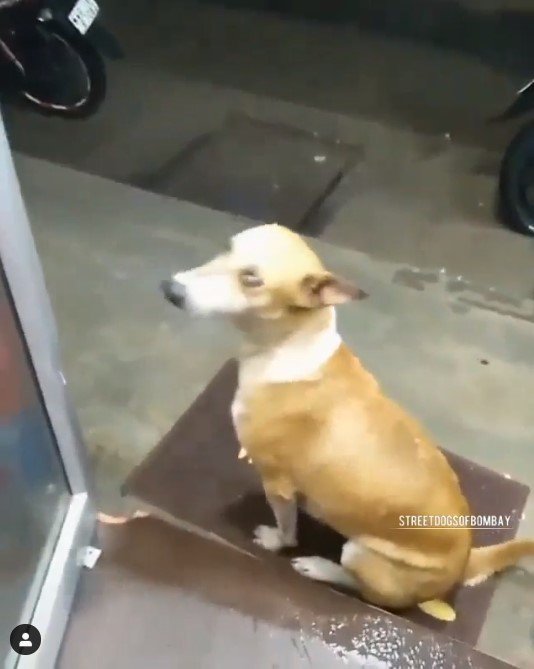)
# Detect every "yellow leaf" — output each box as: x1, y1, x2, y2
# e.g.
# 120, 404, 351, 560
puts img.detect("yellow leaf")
98, 512, 129, 525
417, 599, 456, 621
97, 510, 150, 525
